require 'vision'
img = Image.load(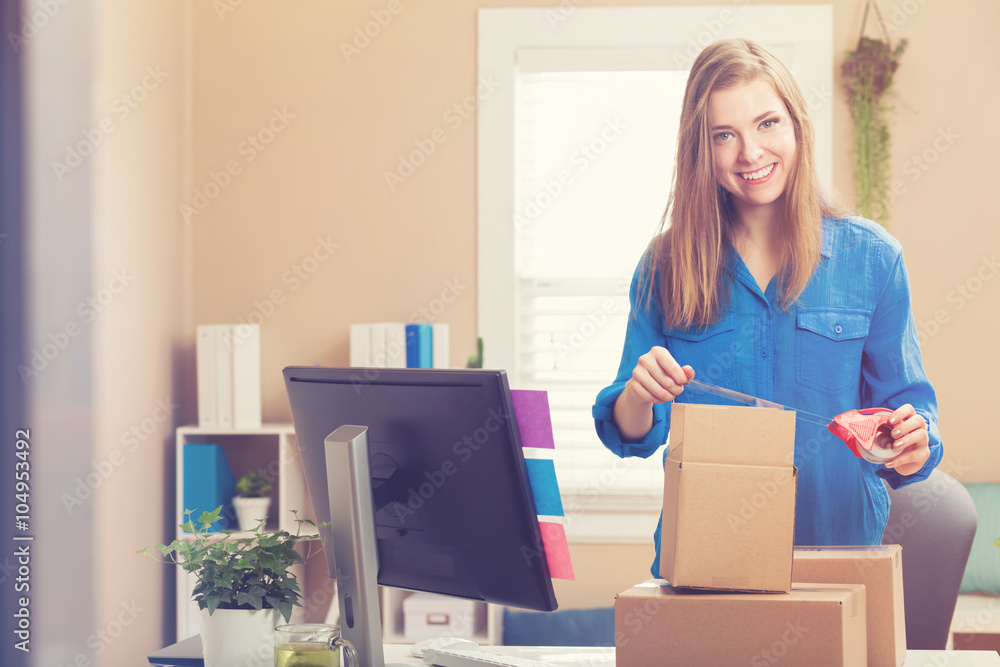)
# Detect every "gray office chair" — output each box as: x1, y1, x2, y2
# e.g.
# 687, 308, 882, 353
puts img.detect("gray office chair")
881, 469, 978, 649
